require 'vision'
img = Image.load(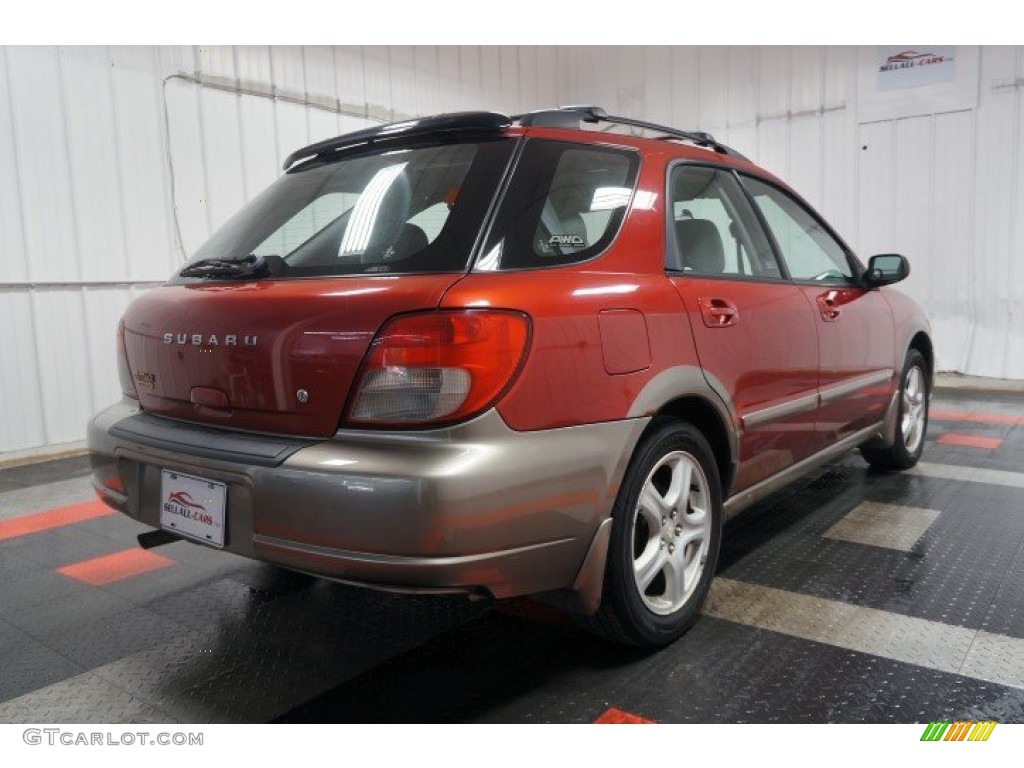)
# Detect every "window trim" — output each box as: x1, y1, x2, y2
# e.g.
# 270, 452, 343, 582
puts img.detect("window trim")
471, 137, 642, 273
733, 170, 866, 287
663, 159, 791, 284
